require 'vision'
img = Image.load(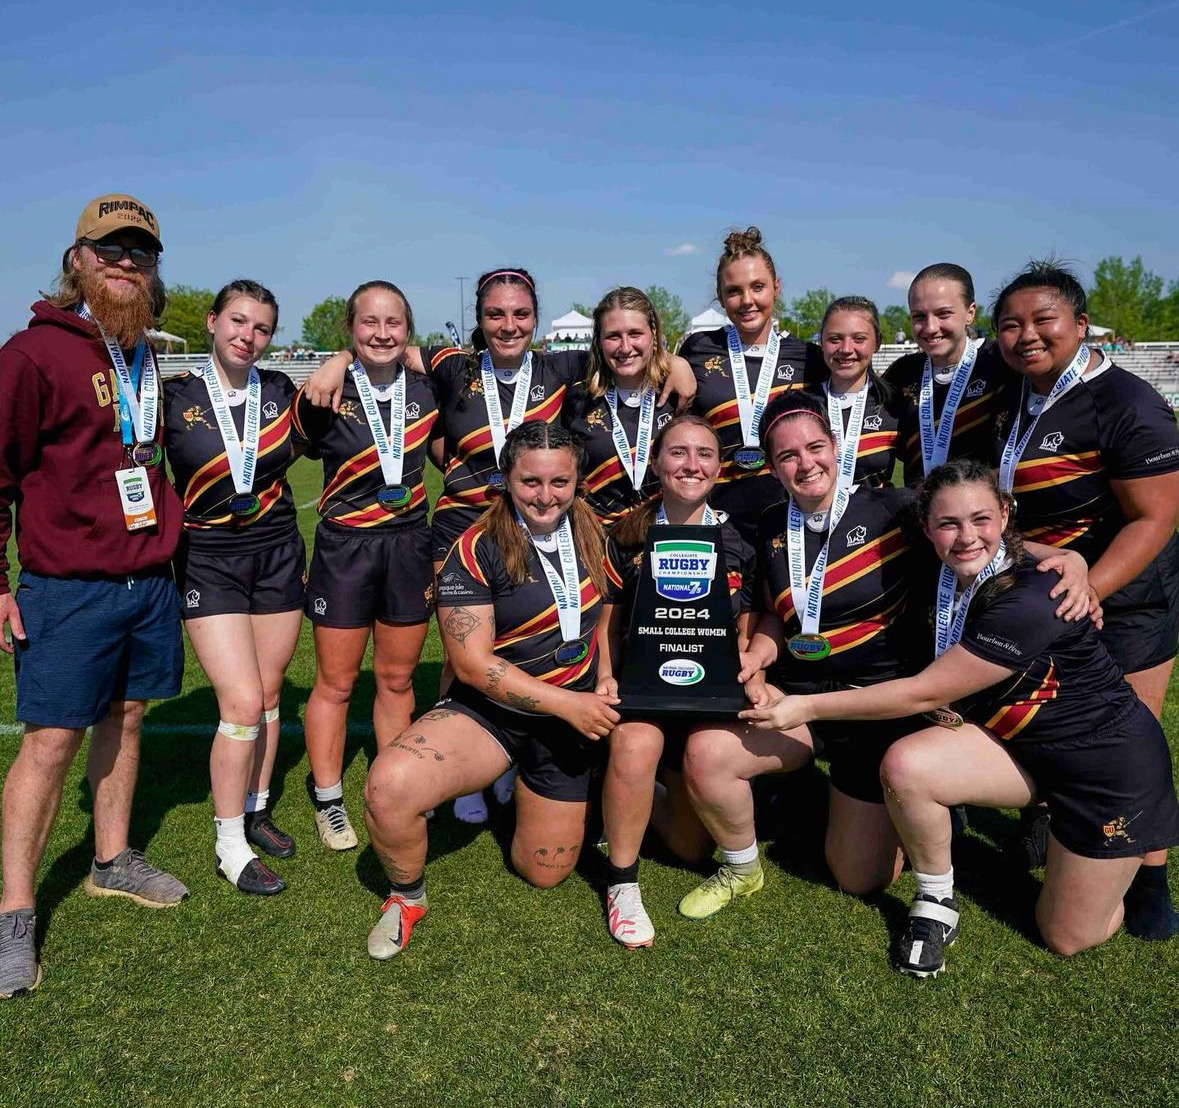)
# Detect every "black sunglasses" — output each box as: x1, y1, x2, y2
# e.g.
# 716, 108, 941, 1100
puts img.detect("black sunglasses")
78, 238, 160, 269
